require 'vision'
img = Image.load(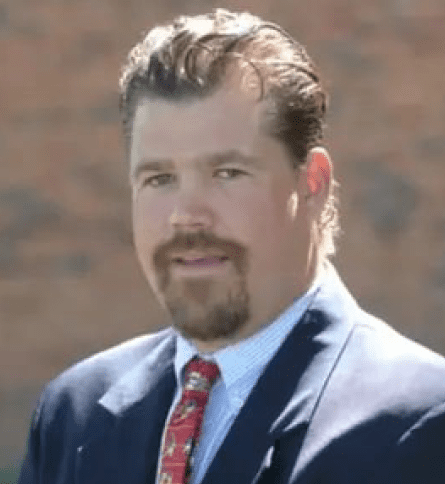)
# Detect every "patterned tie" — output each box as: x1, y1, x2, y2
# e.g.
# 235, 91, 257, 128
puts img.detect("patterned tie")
158, 356, 220, 484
